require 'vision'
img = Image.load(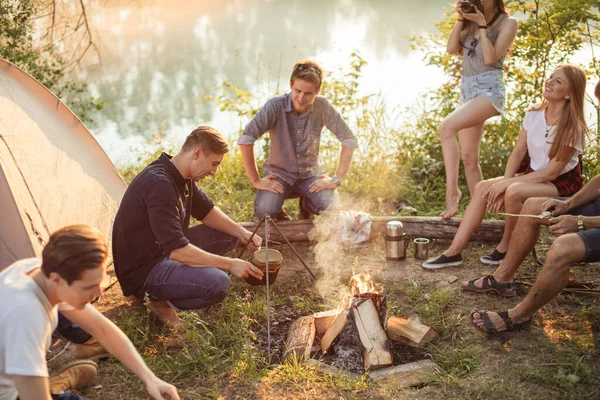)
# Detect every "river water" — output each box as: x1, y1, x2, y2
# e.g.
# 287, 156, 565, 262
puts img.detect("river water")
72, 0, 595, 166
